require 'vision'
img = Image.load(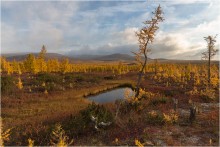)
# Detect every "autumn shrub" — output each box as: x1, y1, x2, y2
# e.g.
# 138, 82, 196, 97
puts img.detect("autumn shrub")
145, 110, 163, 125
149, 97, 167, 106
163, 110, 178, 125
50, 123, 73, 146
28, 138, 34, 147
135, 139, 144, 147
0, 118, 11, 146
200, 88, 217, 102
185, 86, 199, 95
139, 90, 155, 99
1, 76, 16, 95
120, 88, 143, 113
116, 100, 141, 115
